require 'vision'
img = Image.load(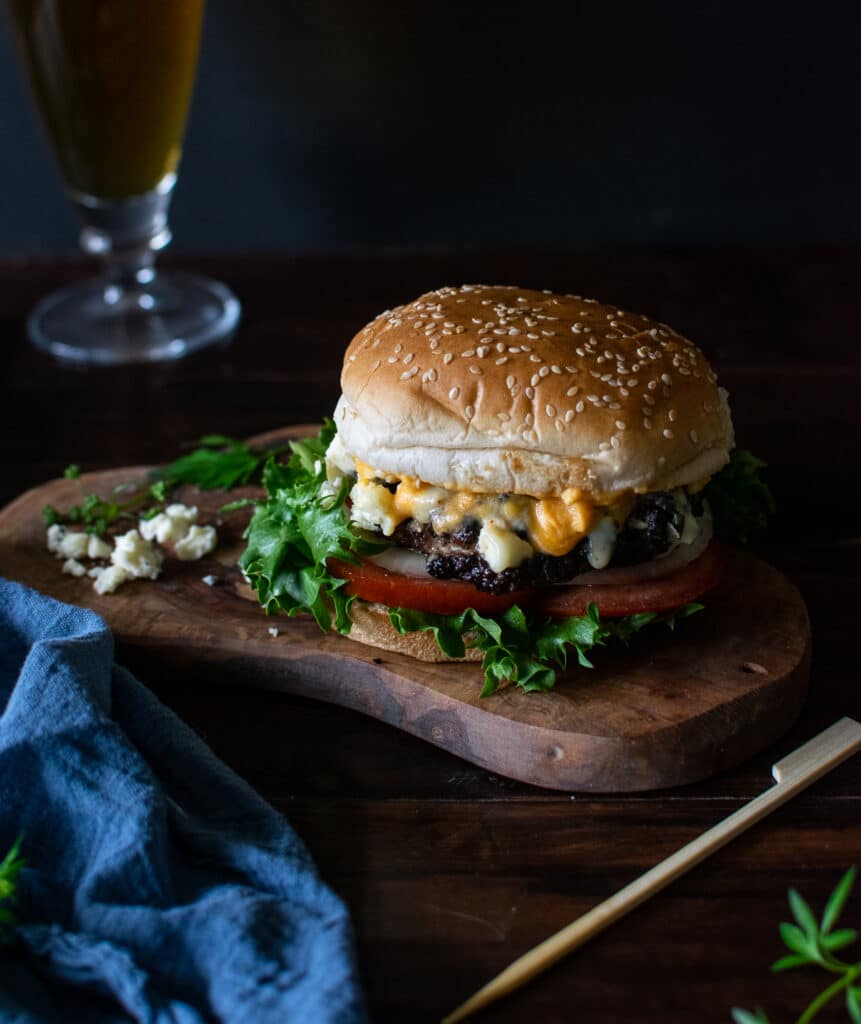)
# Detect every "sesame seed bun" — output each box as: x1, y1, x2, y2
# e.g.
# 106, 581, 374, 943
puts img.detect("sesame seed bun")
336, 285, 733, 499
347, 601, 482, 663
